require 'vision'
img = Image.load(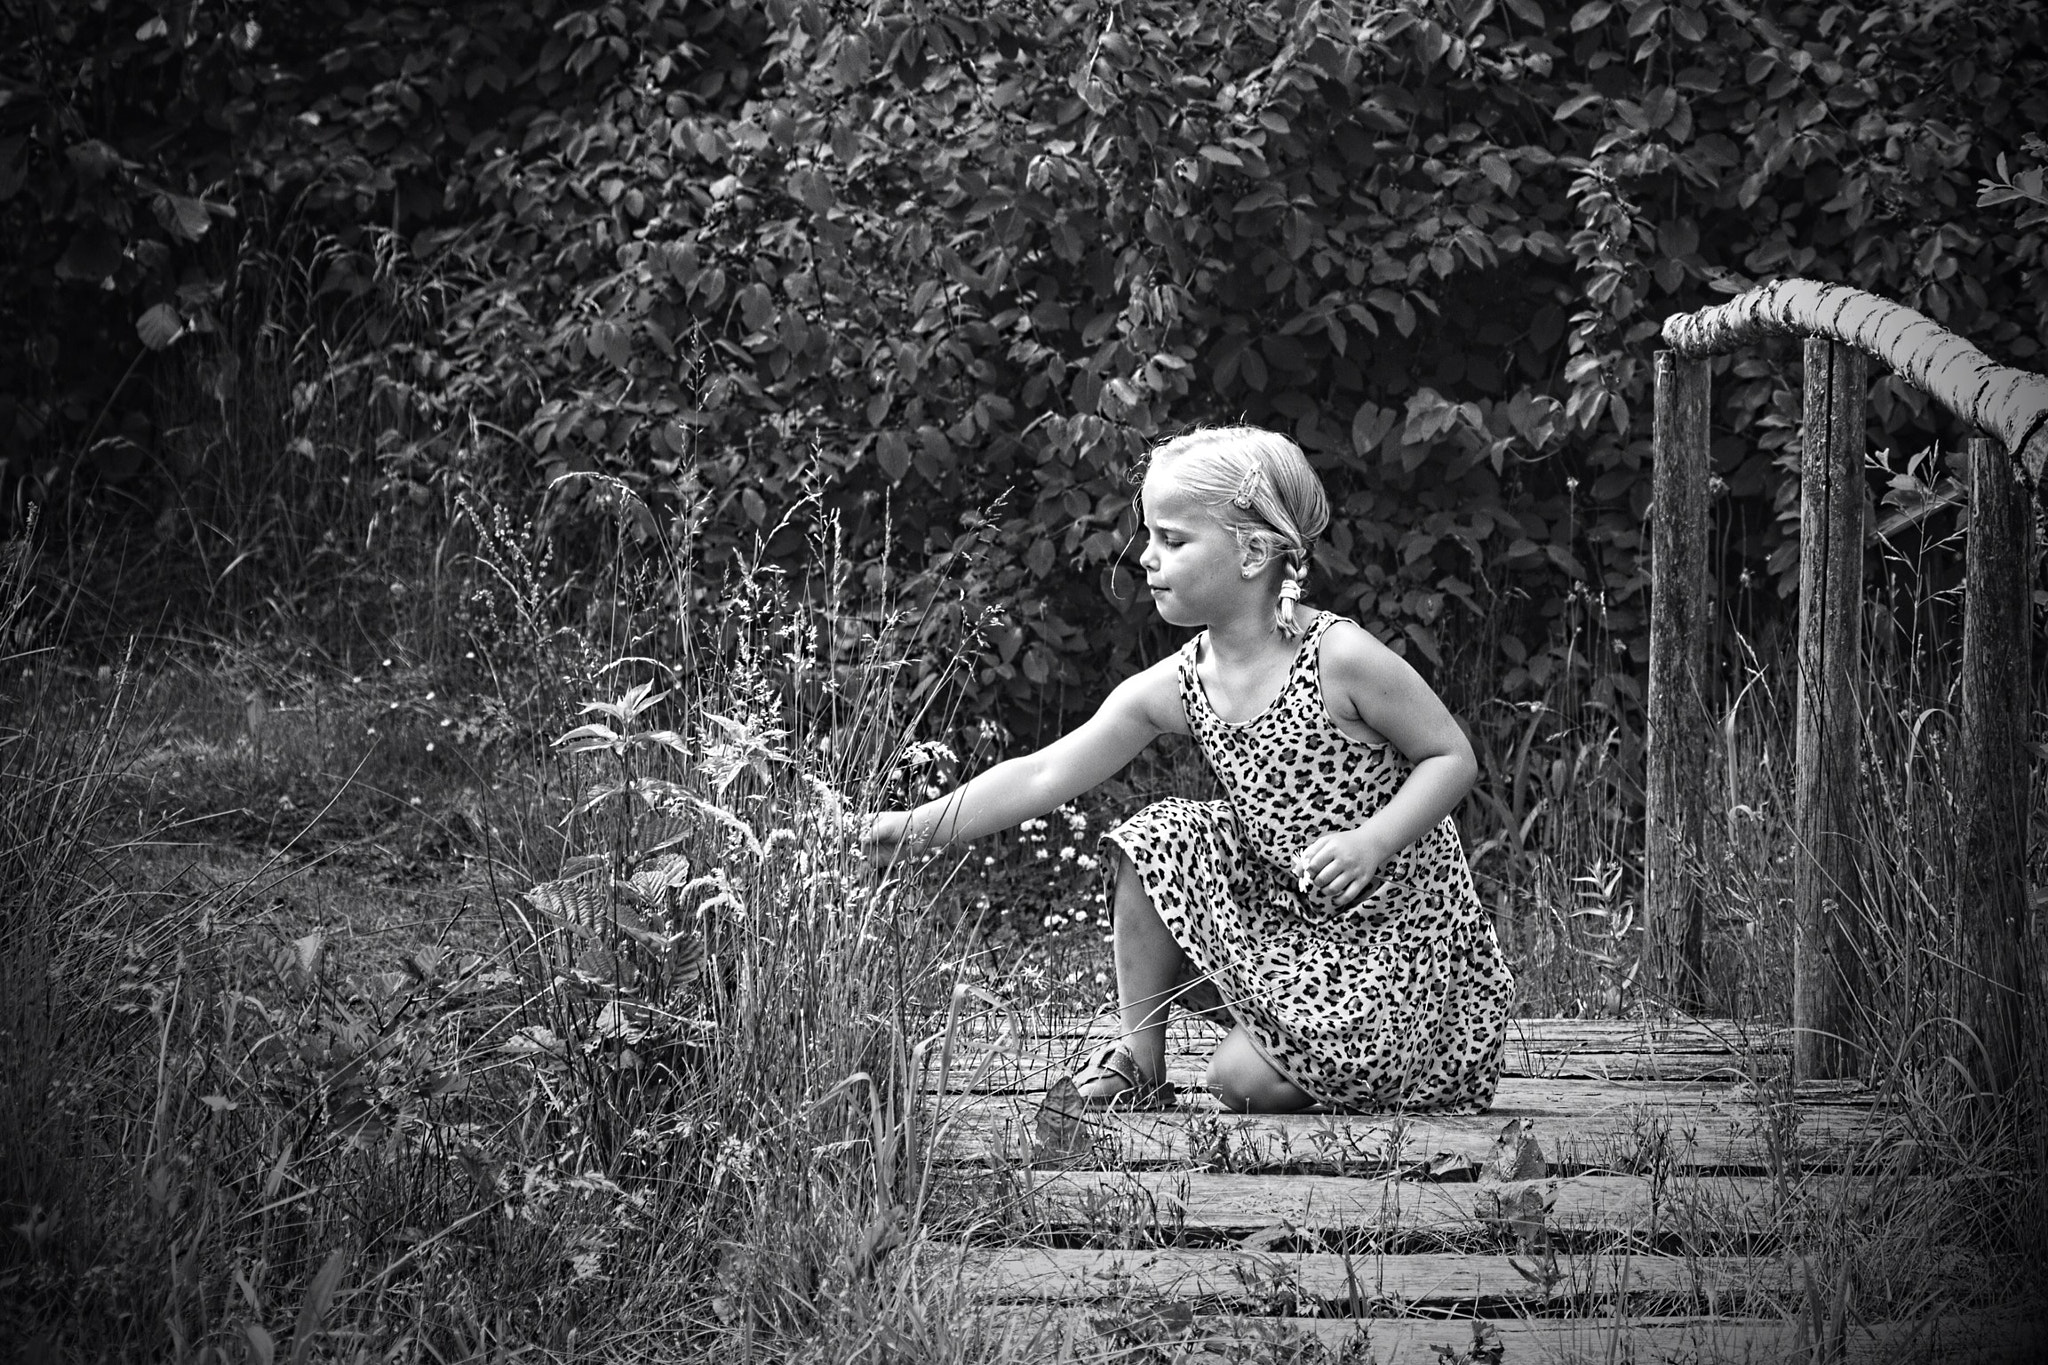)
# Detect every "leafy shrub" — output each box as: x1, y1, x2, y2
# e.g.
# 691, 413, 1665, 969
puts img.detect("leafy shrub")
4, 0, 2044, 862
